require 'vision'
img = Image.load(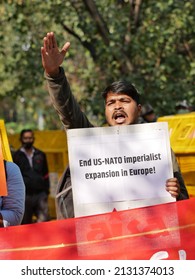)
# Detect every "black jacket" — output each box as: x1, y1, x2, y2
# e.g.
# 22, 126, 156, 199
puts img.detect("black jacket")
13, 148, 50, 195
